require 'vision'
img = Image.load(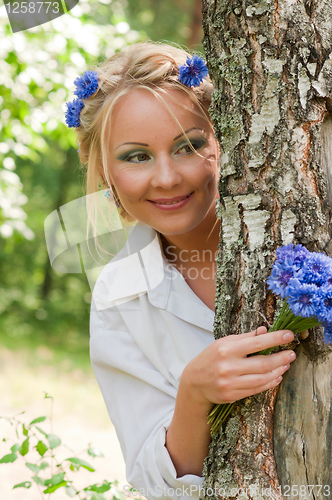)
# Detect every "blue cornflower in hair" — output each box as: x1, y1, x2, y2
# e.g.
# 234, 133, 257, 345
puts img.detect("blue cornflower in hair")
287, 279, 320, 318
297, 252, 332, 286
178, 55, 209, 88
276, 243, 309, 266
266, 261, 300, 299
73, 70, 99, 100
65, 99, 84, 128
